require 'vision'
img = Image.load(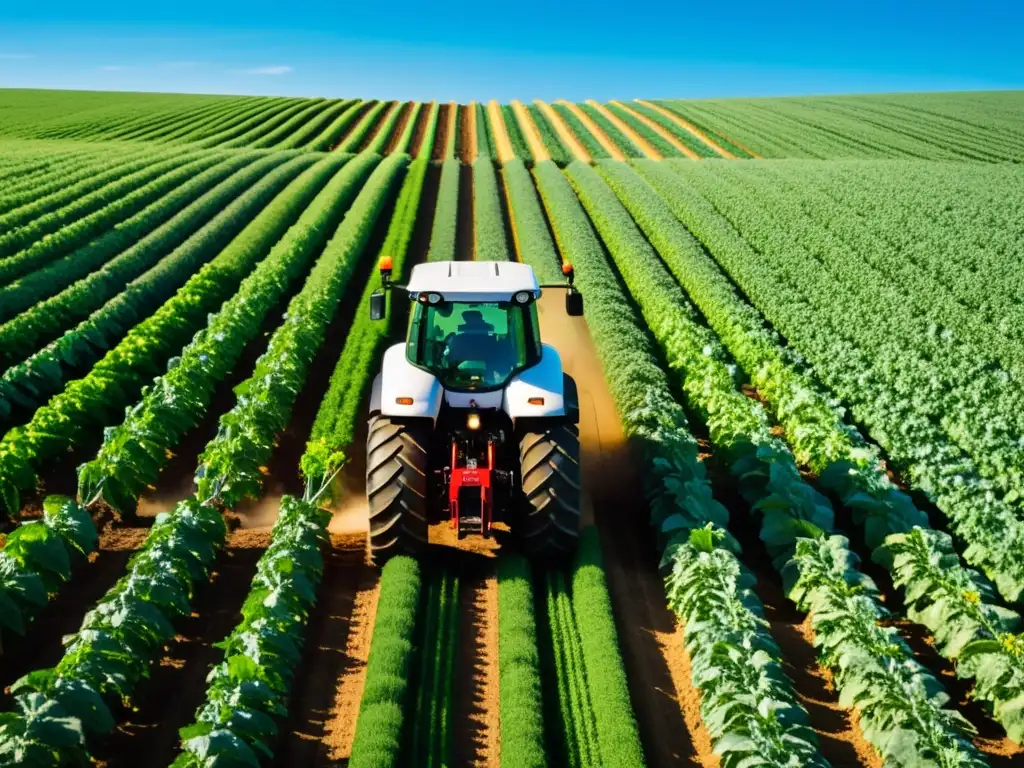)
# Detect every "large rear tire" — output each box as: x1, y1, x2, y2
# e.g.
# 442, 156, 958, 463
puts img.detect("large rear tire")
366, 415, 430, 563
519, 423, 581, 559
